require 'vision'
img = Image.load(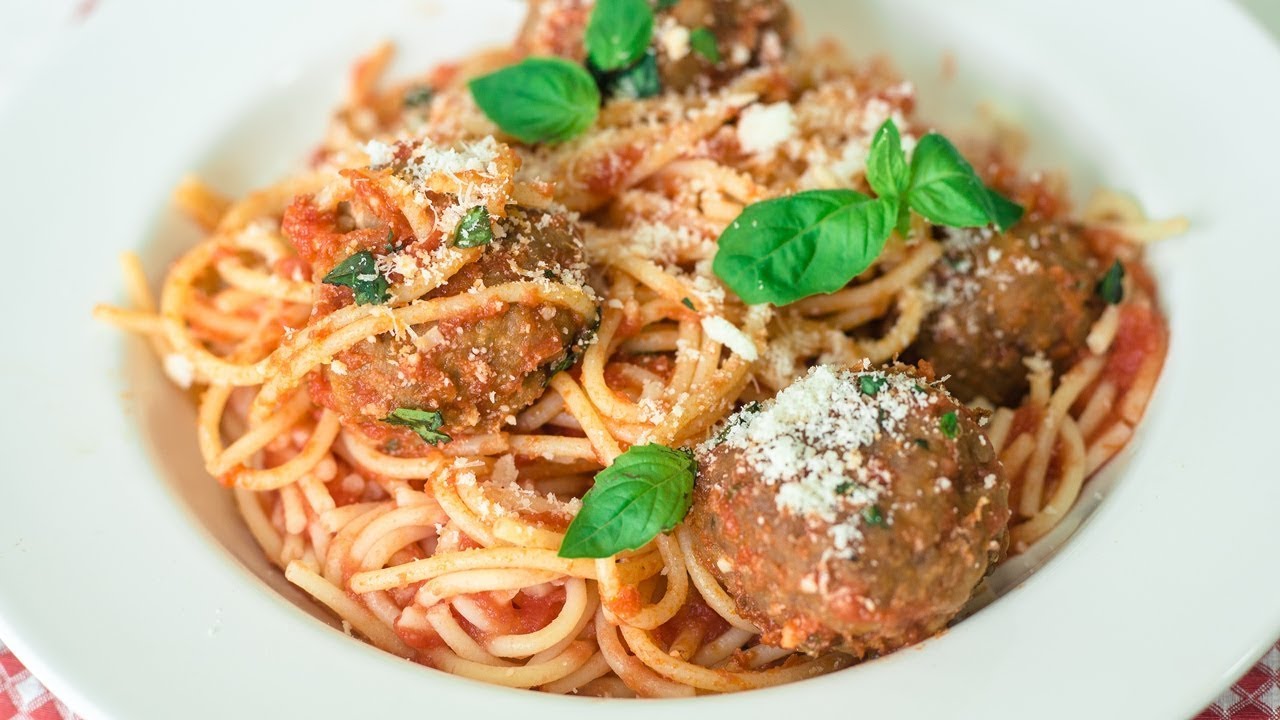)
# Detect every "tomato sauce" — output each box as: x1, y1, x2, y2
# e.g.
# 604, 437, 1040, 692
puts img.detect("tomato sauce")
655, 593, 730, 649
1100, 302, 1166, 394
